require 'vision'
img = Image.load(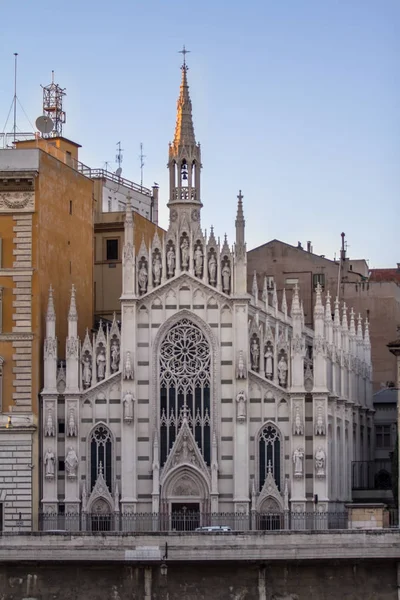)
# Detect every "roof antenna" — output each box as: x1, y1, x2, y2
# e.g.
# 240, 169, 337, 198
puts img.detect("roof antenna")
115, 141, 123, 177
13, 53, 18, 143
139, 142, 146, 190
